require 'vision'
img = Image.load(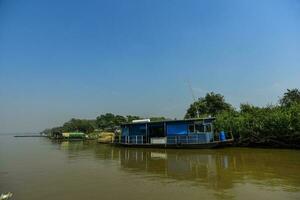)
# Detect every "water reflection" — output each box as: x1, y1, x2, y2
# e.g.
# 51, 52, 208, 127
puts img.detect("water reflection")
117, 148, 300, 191
57, 141, 300, 192
2, 136, 299, 200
